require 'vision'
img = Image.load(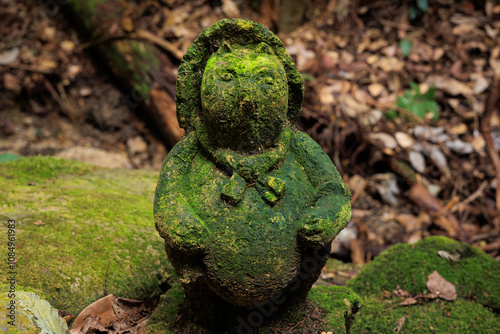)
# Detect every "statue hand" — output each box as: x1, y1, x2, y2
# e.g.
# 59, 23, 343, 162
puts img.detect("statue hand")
156, 199, 210, 254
